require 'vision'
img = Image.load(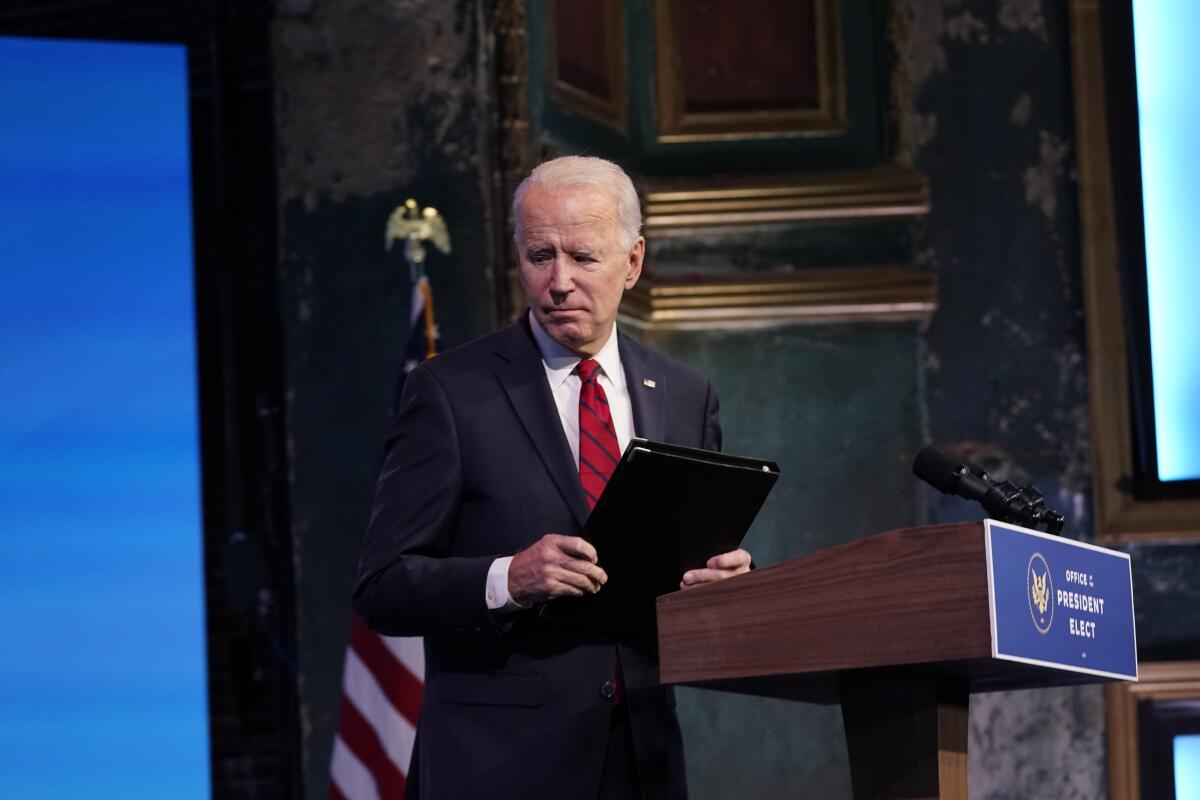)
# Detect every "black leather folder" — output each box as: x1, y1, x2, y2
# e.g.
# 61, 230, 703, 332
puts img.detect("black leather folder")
539, 438, 779, 638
